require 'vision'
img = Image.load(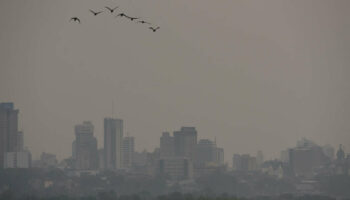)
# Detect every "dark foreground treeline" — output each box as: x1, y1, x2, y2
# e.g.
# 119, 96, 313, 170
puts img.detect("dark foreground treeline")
1, 169, 350, 199
0, 191, 346, 200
